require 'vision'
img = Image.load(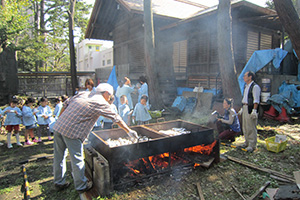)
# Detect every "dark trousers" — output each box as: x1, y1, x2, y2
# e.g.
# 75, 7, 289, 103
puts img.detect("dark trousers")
216, 121, 238, 140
